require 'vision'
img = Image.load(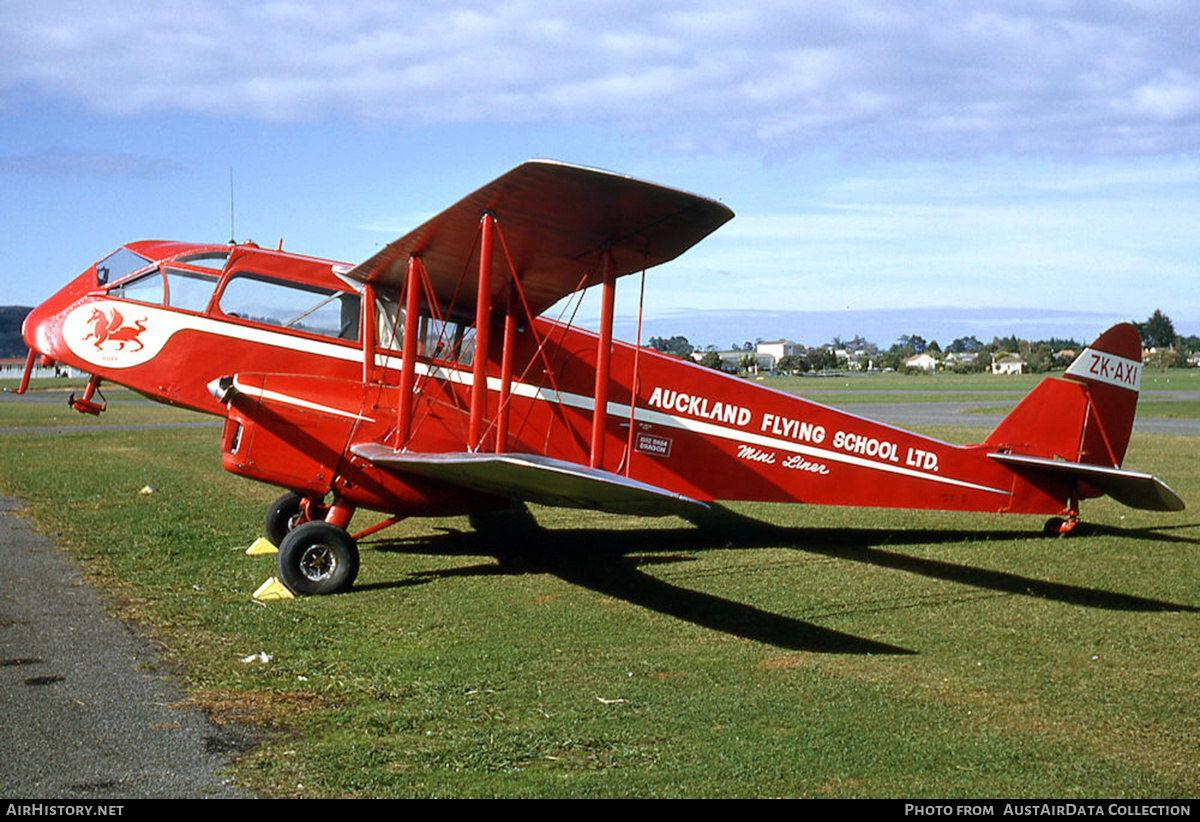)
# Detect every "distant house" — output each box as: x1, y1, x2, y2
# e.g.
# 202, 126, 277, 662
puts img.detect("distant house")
755, 339, 803, 369
693, 350, 772, 373
991, 355, 1026, 375
905, 353, 937, 372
